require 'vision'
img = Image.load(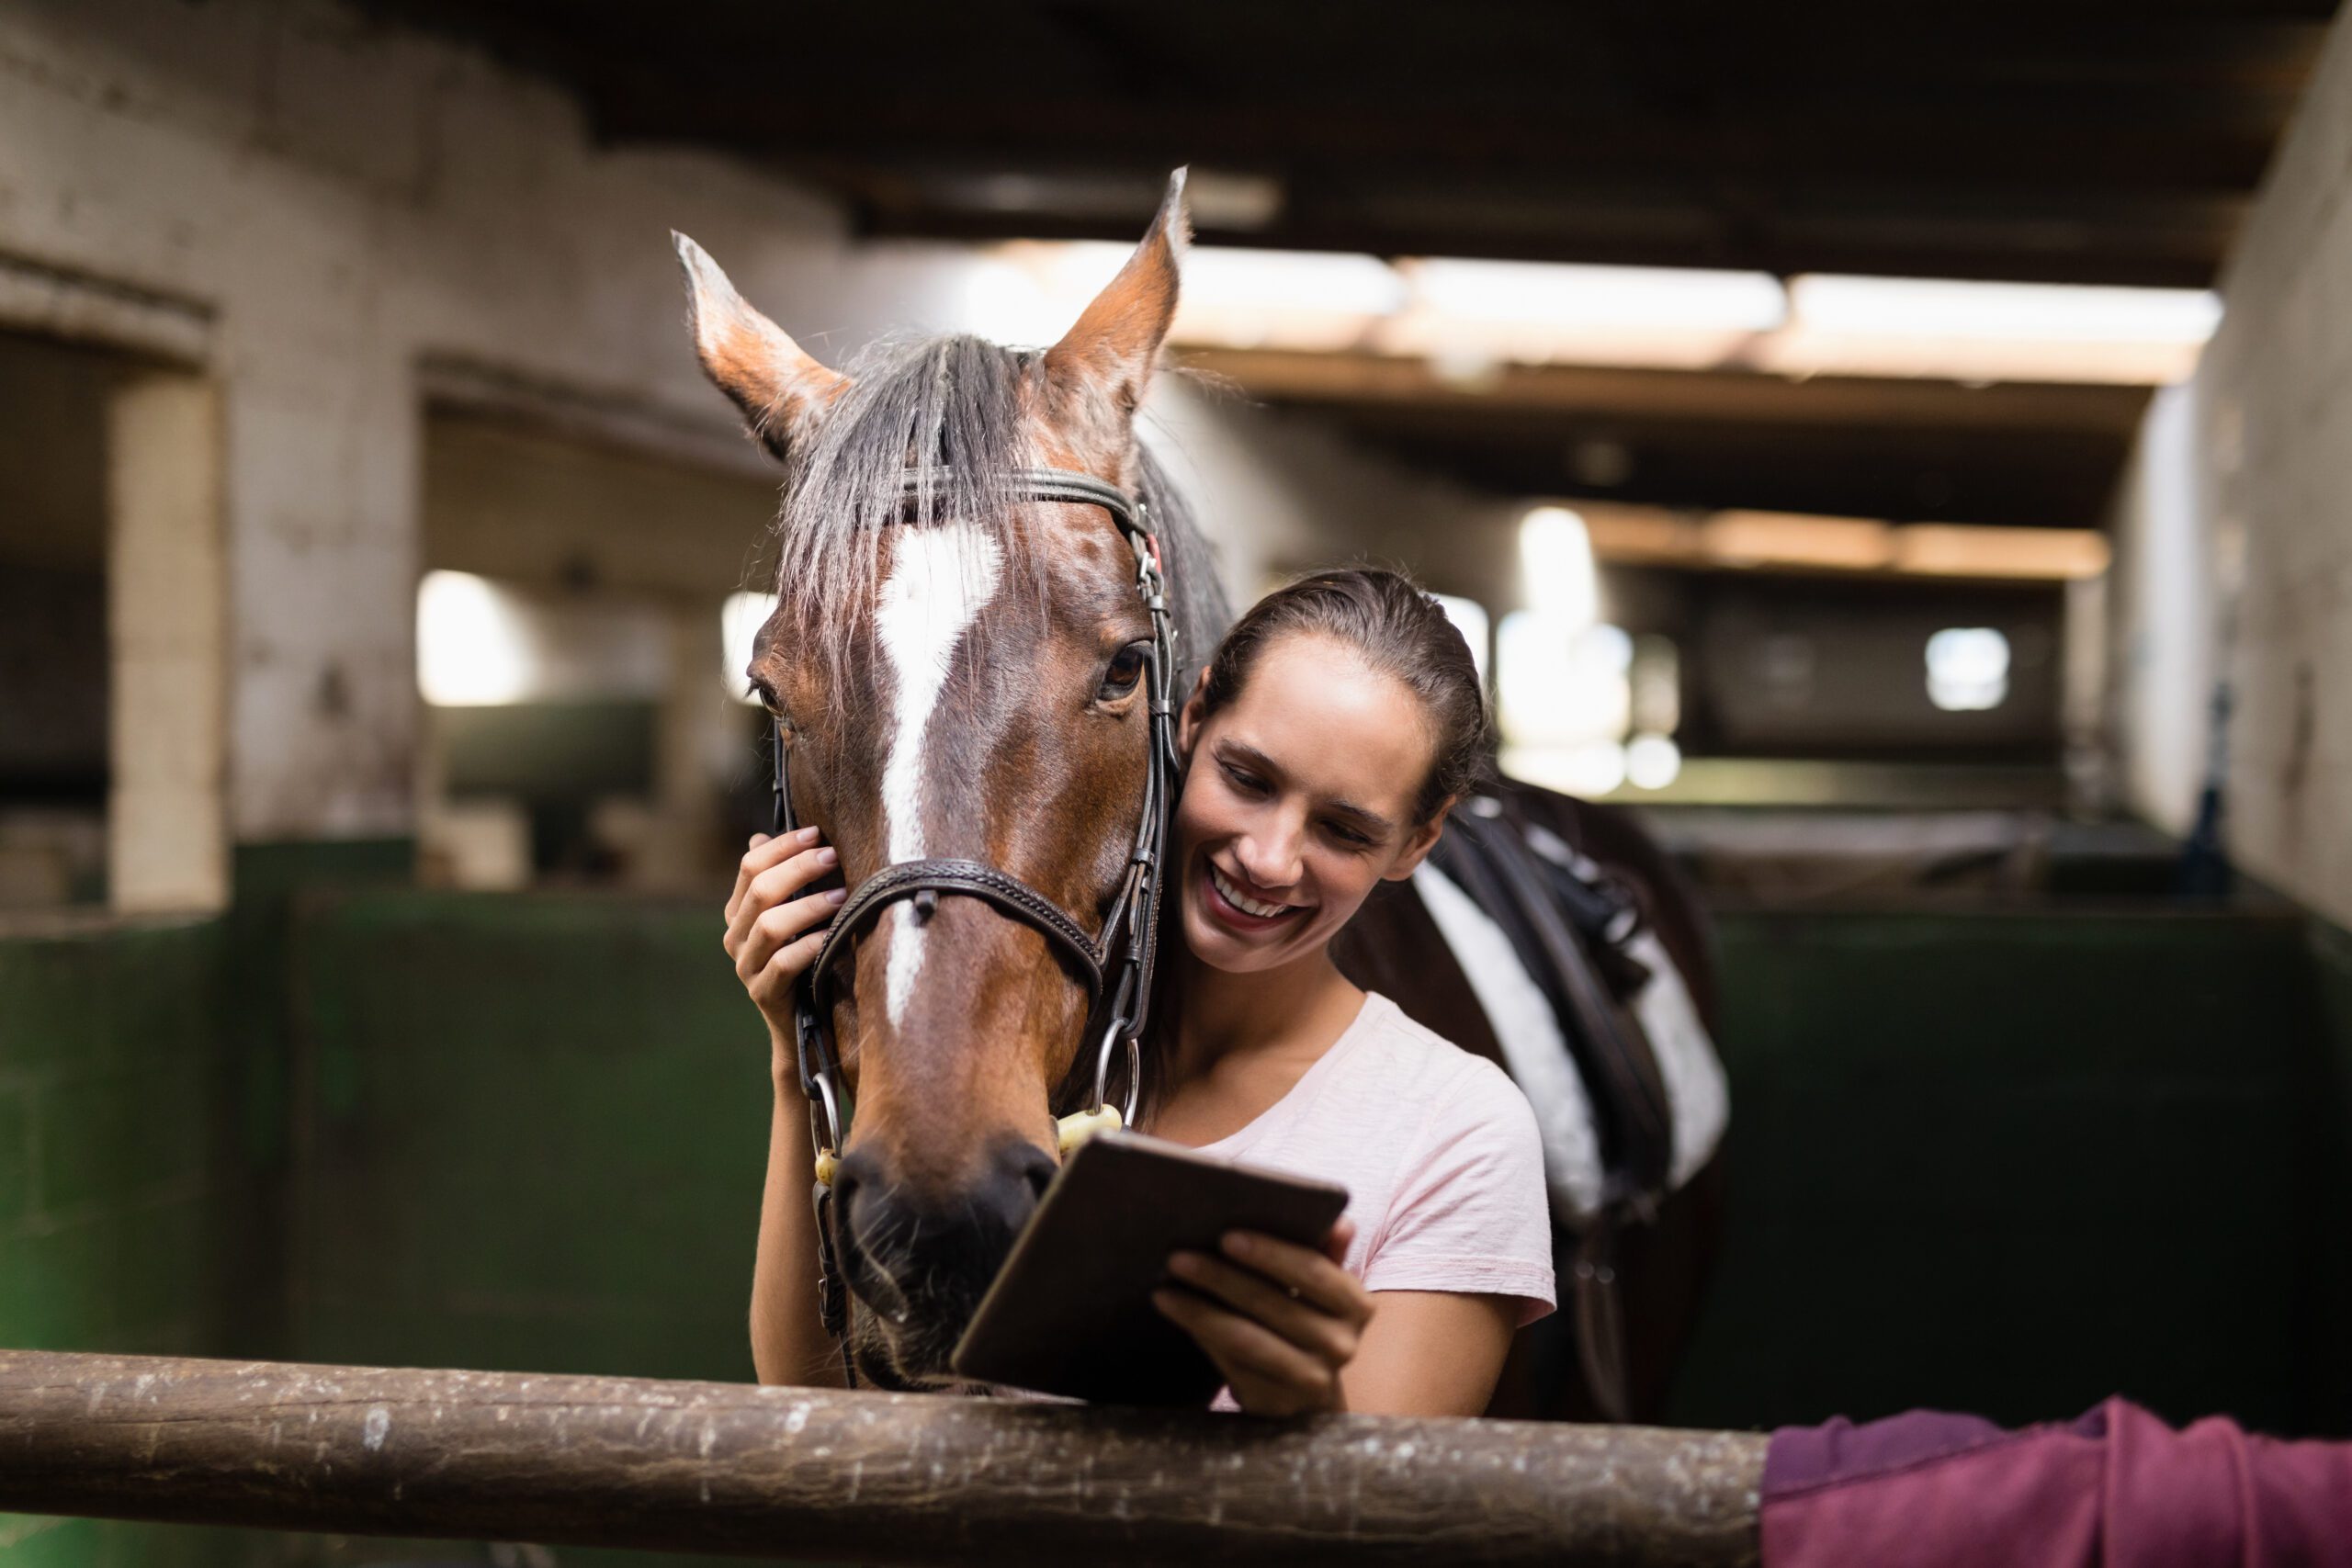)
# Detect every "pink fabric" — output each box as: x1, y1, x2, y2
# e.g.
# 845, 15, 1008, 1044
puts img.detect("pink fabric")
1195, 990, 1556, 1325
1762, 1397, 2352, 1568
991, 991, 1553, 1412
